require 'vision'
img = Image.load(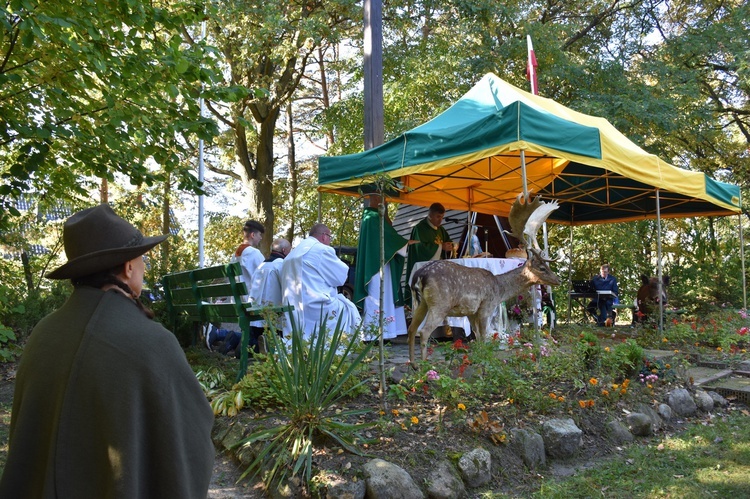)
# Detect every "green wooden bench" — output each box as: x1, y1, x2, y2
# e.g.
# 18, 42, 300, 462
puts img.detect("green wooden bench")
161, 262, 292, 382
